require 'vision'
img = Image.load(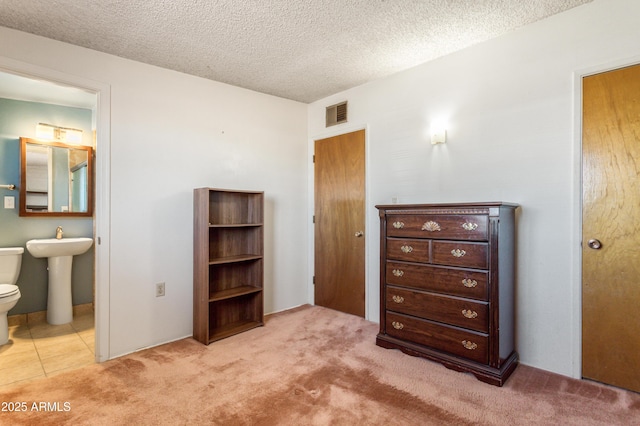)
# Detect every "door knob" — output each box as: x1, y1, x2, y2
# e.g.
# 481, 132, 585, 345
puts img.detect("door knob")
355, 231, 364, 237
587, 239, 602, 250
